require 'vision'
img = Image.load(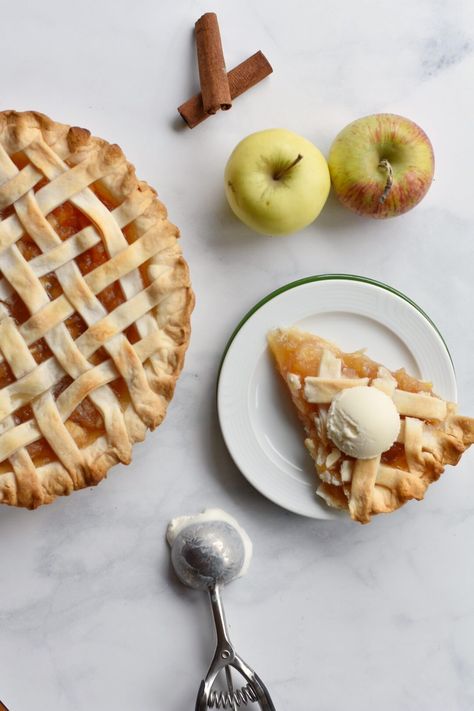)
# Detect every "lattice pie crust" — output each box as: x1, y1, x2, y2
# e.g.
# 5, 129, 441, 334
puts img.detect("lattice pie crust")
0, 111, 193, 508
268, 328, 474, 523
